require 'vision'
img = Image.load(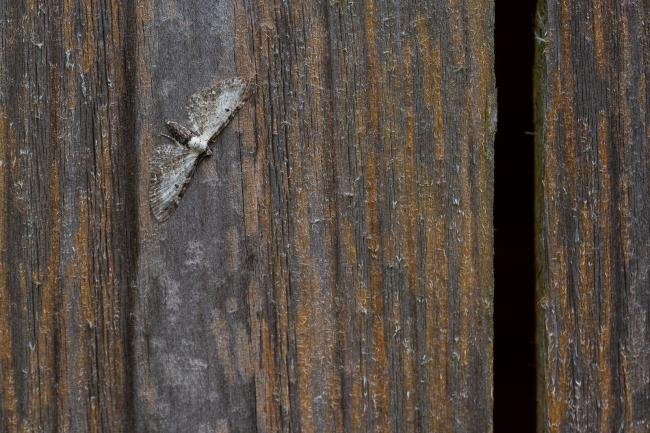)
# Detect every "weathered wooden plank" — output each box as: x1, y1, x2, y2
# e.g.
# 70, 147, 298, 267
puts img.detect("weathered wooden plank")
131, 2, 258, 433
1, 0, 495, 432
537, 1, 650, 432
0, 1, 137, 432
232, 0, 495, 432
